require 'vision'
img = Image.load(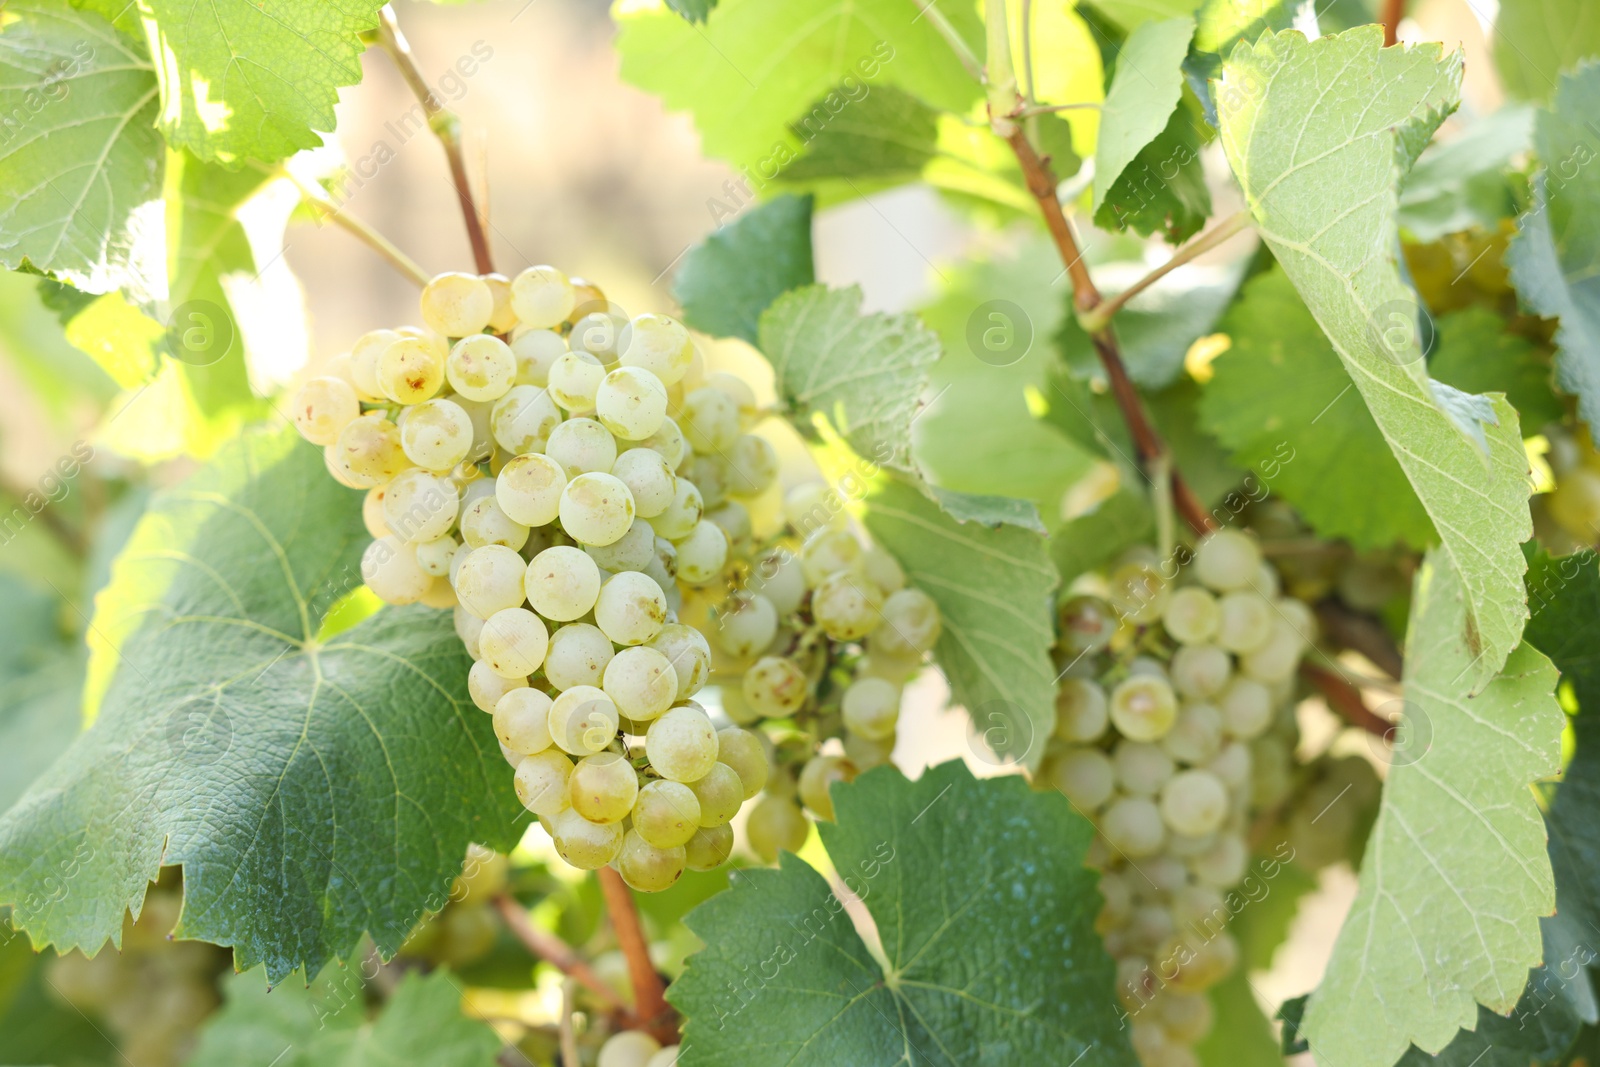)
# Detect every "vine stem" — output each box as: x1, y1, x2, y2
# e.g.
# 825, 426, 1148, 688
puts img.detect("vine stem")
491, 895, 631, 1019
1380, 0, 1405, 46
376, 4, 495, 275
272, 165, 430, 287
1301, 663, 1393, 737
1076, 211, 1251, 333
597, 868, 678, 1042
